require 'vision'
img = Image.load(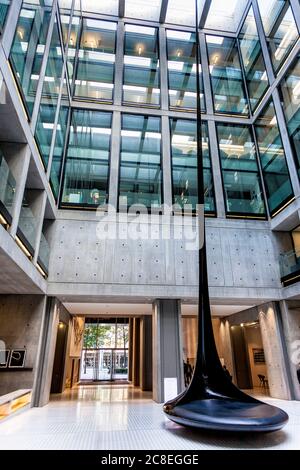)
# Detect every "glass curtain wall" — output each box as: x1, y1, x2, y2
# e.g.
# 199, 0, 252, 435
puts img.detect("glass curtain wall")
60, 13, 80, 85
74, 19, 116, 102
279, 56, 300, 176
170, 119, 215, 214
255, 100, 294, 215
119, 114, 162, 210
123, 24, 160, 107
0, 0, 10, 31
50, 103, 69, 200
207, 35, 249, 115
61, 109, 112, 207
257, 0, 299, 74
167, 30, 205, 111
34, 19, 63, 168
9, 1, 53, 116
239, 6, 269, 112
216, 123, 266, 217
